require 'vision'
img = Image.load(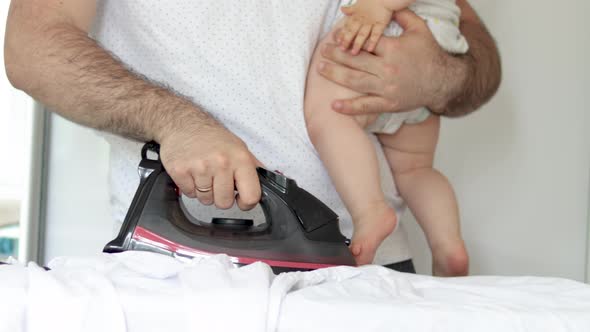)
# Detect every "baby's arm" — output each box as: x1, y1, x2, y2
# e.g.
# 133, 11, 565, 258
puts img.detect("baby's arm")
339, 0, 414, 54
